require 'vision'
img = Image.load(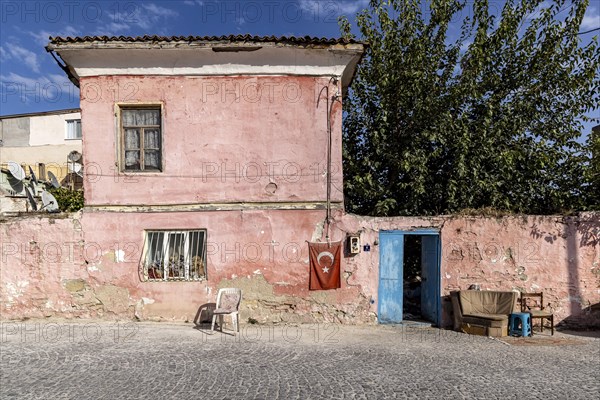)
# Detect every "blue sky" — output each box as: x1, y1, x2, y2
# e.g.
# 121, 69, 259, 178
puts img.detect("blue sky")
0, 0, 598, 133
